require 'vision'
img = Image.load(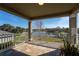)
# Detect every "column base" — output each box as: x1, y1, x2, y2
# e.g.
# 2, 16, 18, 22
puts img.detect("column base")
28, 38, 32, 41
